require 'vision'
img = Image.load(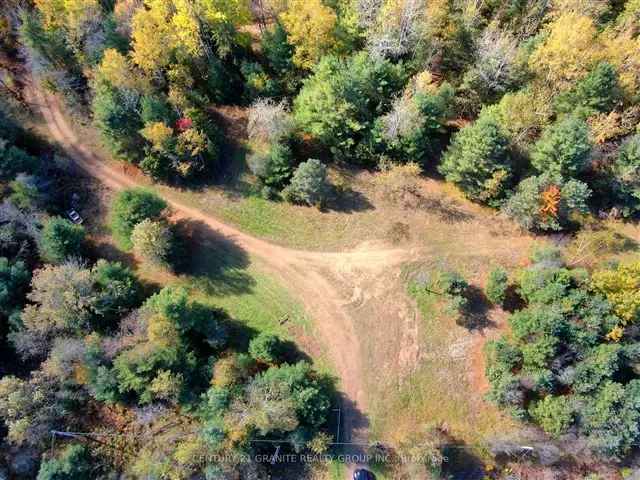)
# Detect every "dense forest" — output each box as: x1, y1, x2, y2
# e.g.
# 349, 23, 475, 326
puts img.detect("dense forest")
2, 0, 640, 478
7, 0, 640, 220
